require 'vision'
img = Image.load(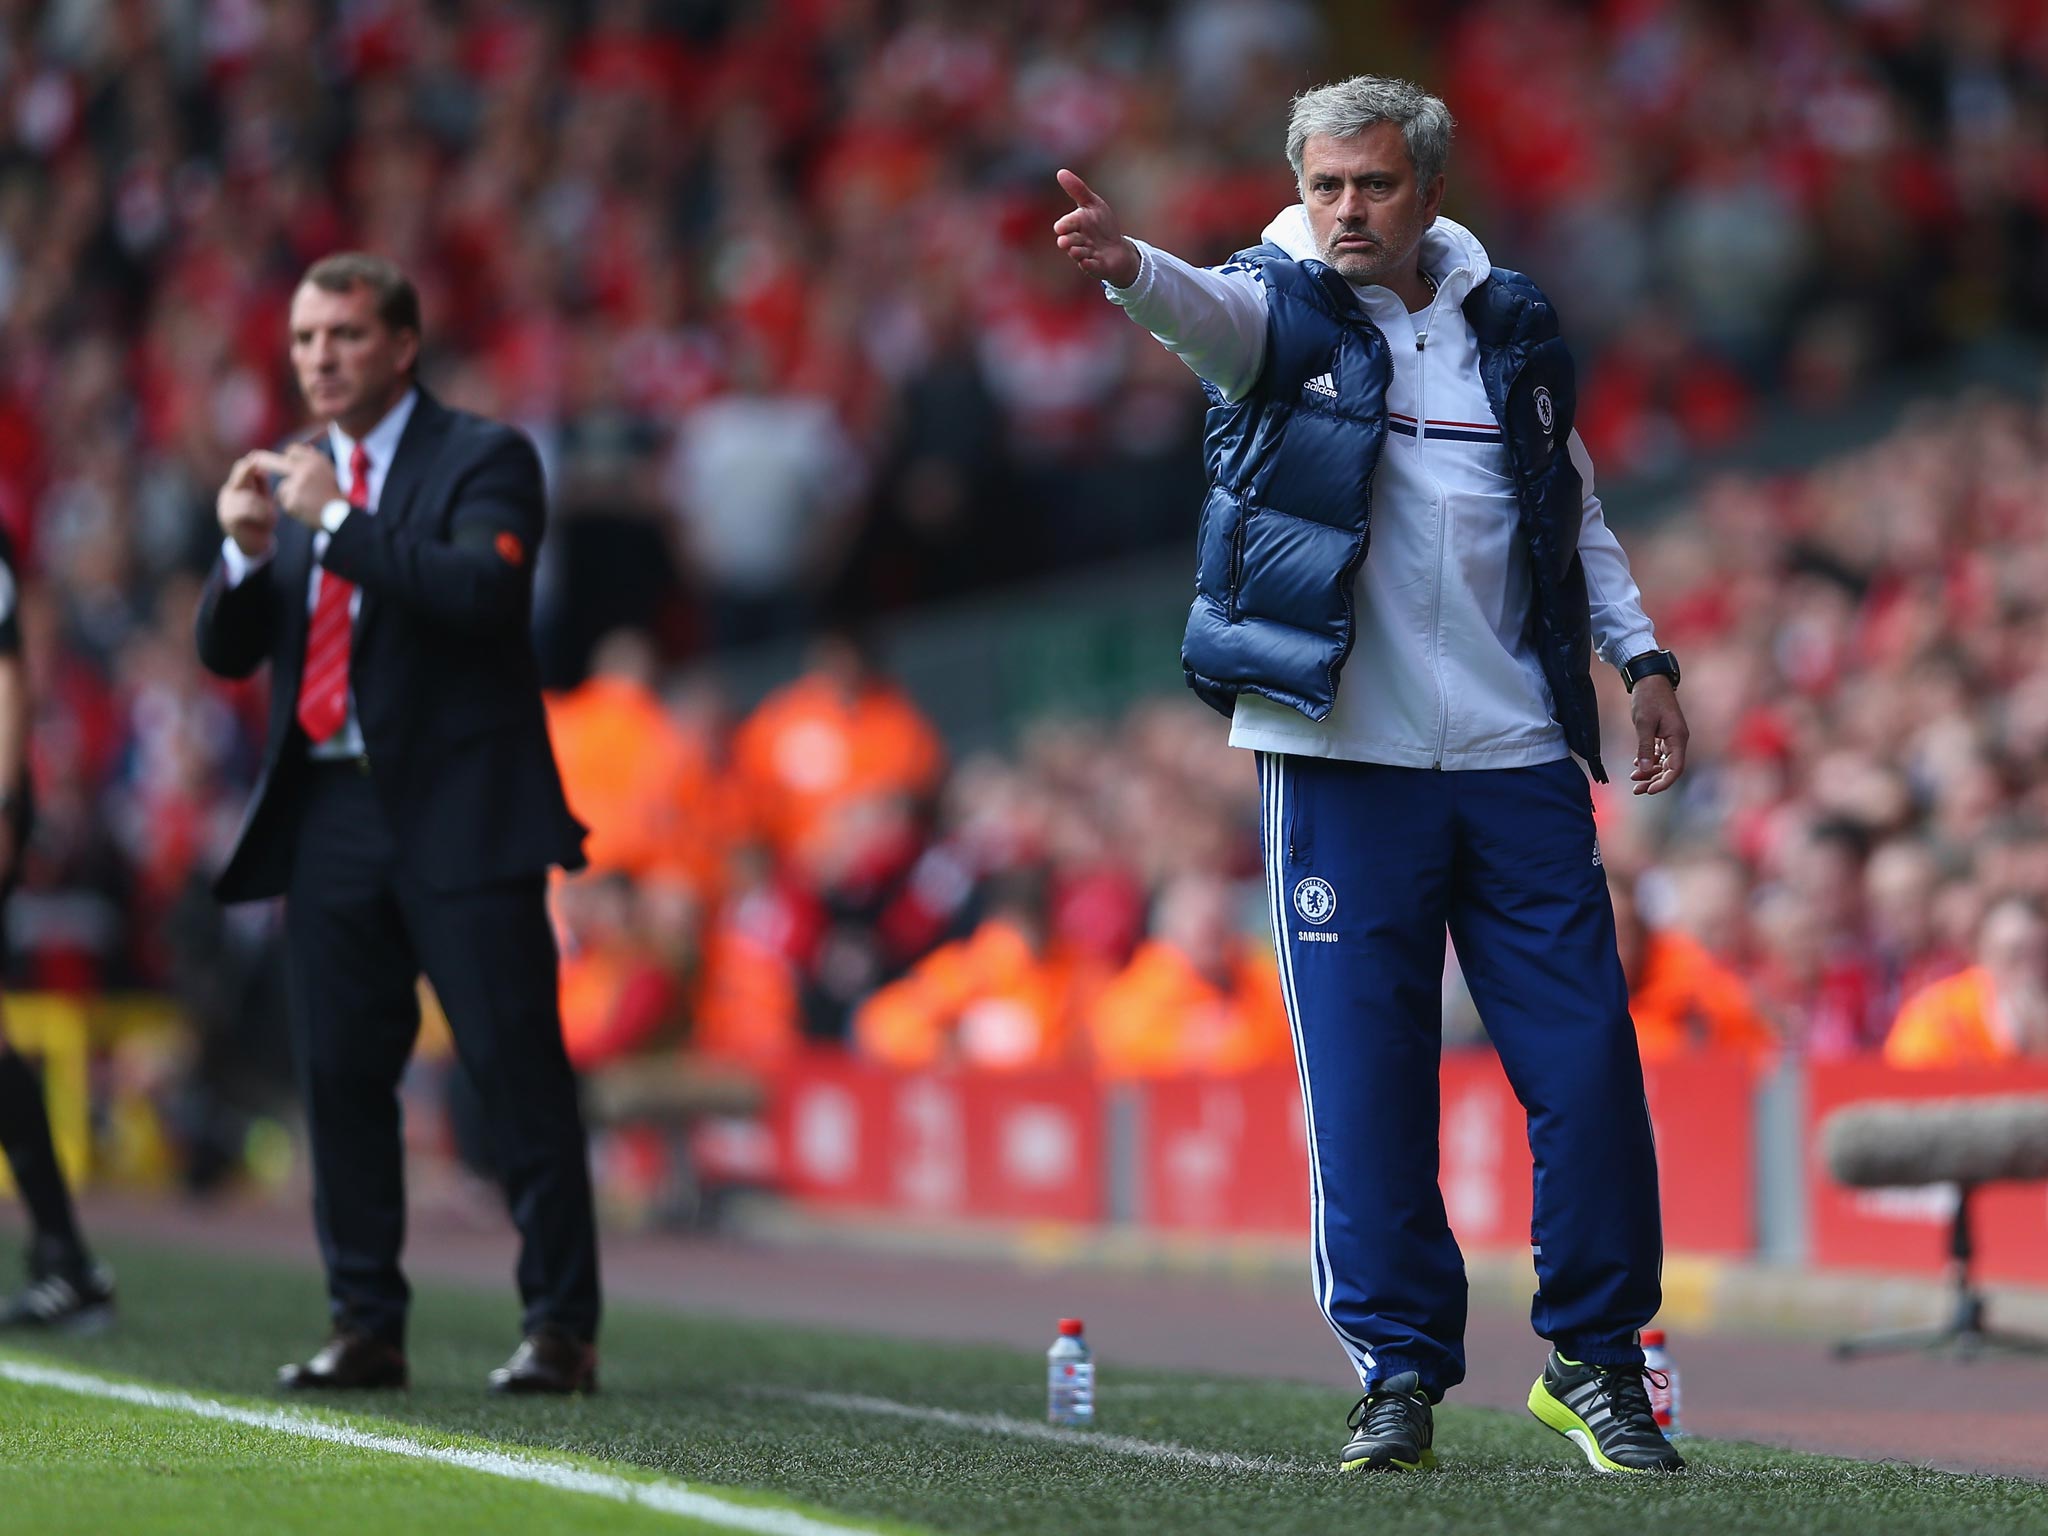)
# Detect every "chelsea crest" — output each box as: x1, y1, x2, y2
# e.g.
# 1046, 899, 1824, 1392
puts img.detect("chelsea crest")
1294, 877, 1337, 926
